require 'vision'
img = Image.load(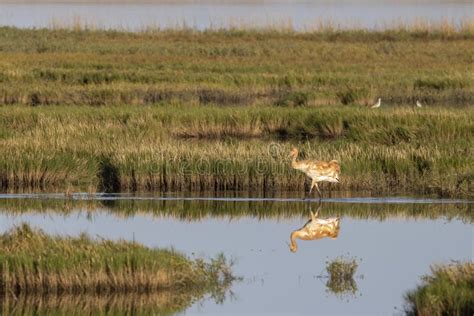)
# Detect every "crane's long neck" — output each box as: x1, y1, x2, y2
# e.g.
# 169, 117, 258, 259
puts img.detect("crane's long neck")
290, 231, 299, 252
291, 151, 299, 169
